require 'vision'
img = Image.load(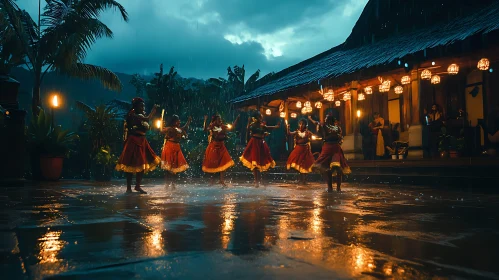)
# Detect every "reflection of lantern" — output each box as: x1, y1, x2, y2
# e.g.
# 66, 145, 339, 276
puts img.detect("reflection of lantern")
358, 93, 365, 101
447, 64, 459, 75
265, 109, 271, 115
291, 113, 297, 118
304, 101, 311, 108
343, 92, 351, 101
279, 112, 285, 118
477, 58, 490, 70
401, 75, 410, 85
379, 80, 391, 92
421, 69, 432, 80
394, 86, 403, 94
335, 100, 341, 106
364, 86, 372, 95
306, 106, 313, 113
324, 90, 334, 101
296, 101, 302, 108
315, 101, 322, 108
431, 75, 440, 84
